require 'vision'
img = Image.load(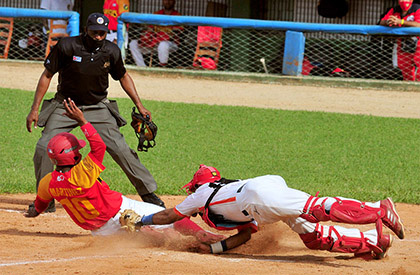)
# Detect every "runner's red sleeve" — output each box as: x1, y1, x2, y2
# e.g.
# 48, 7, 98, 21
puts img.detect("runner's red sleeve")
80, 123, 106, 163
34, 195, 52, 213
